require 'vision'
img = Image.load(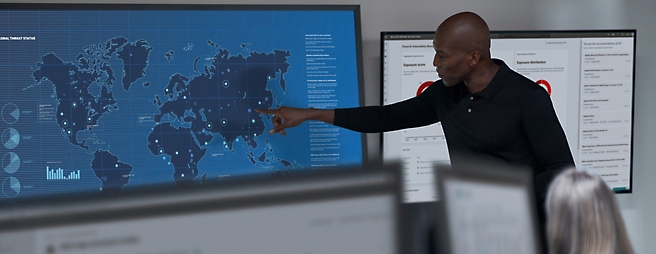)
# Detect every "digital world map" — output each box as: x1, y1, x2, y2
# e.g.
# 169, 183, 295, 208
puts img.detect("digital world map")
29, 37, 294, 194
